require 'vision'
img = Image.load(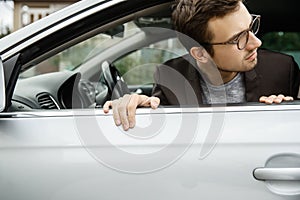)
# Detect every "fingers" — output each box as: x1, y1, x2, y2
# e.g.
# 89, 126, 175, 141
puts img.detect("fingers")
283, 96, 294, 101
102, 100, 112, 113
102, 94, 160, 131
139, 96, 160, 109
259, 94, 294, 104
150, 97, 160, 109
114, 94, 132, 130
111, 99, 121, 126
127, 94, 142, 129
